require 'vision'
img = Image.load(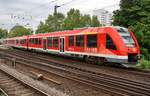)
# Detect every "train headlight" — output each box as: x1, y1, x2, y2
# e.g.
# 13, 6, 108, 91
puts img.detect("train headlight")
137, 55, 141, 60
